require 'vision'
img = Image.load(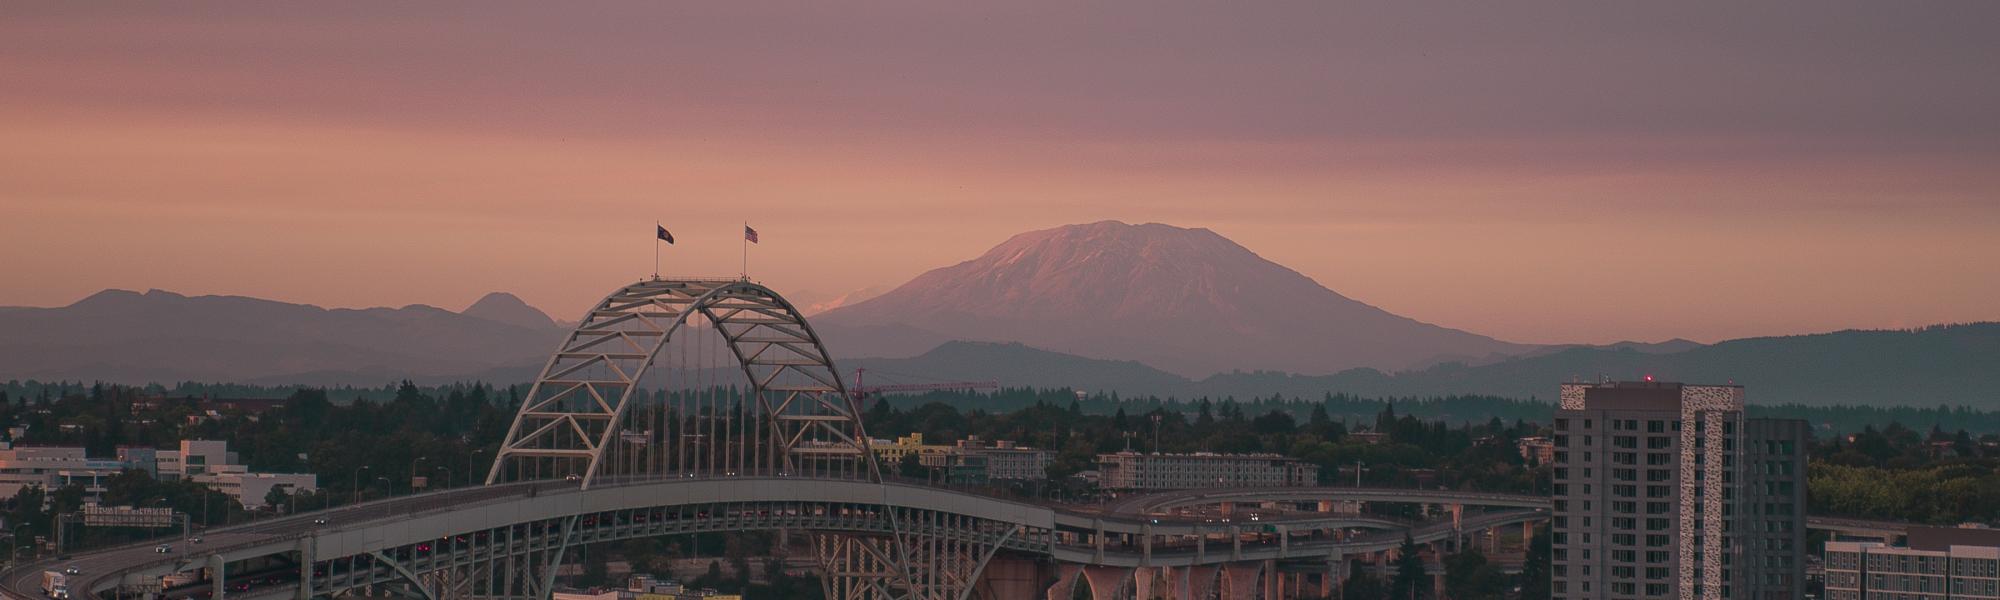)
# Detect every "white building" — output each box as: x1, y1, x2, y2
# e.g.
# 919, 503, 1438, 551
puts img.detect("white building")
0, 444, 126, 501
156, 440, 237, 481
1825, 527, 2000, 600
192, 466, 317, 510
953, 437, 1053, 481
0, 439, 314, 510
1096, 451, 1318, 490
